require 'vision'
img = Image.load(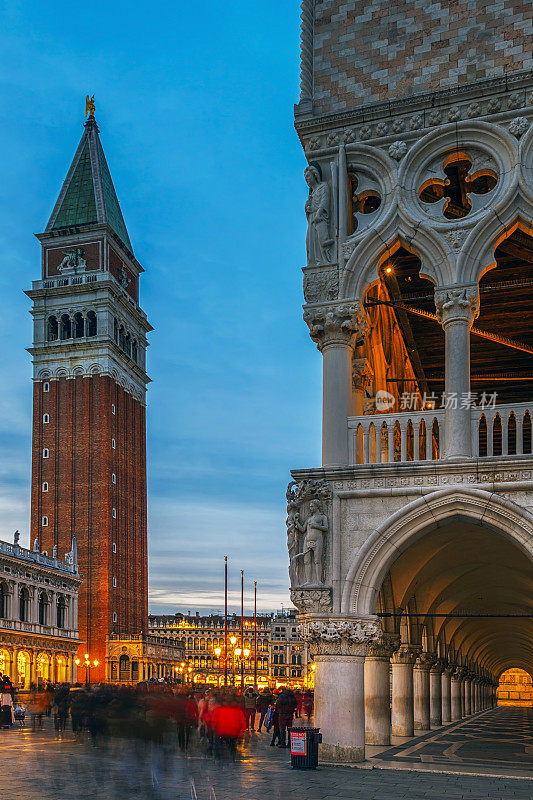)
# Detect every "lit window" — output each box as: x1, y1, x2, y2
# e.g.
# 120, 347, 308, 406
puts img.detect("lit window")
42, 448, 49, 459
113, 612, 117, 623
42, 482, 49, 492
43, 382, 50, 393
112, 473, 116, 484
43, 414, 49, 424
112, 542, 117, 554
112, 438, 116, 449
112, 508, 117, 519
111, 404, 116, 415
113, 577, 117, 588
42, 516, 48, 526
